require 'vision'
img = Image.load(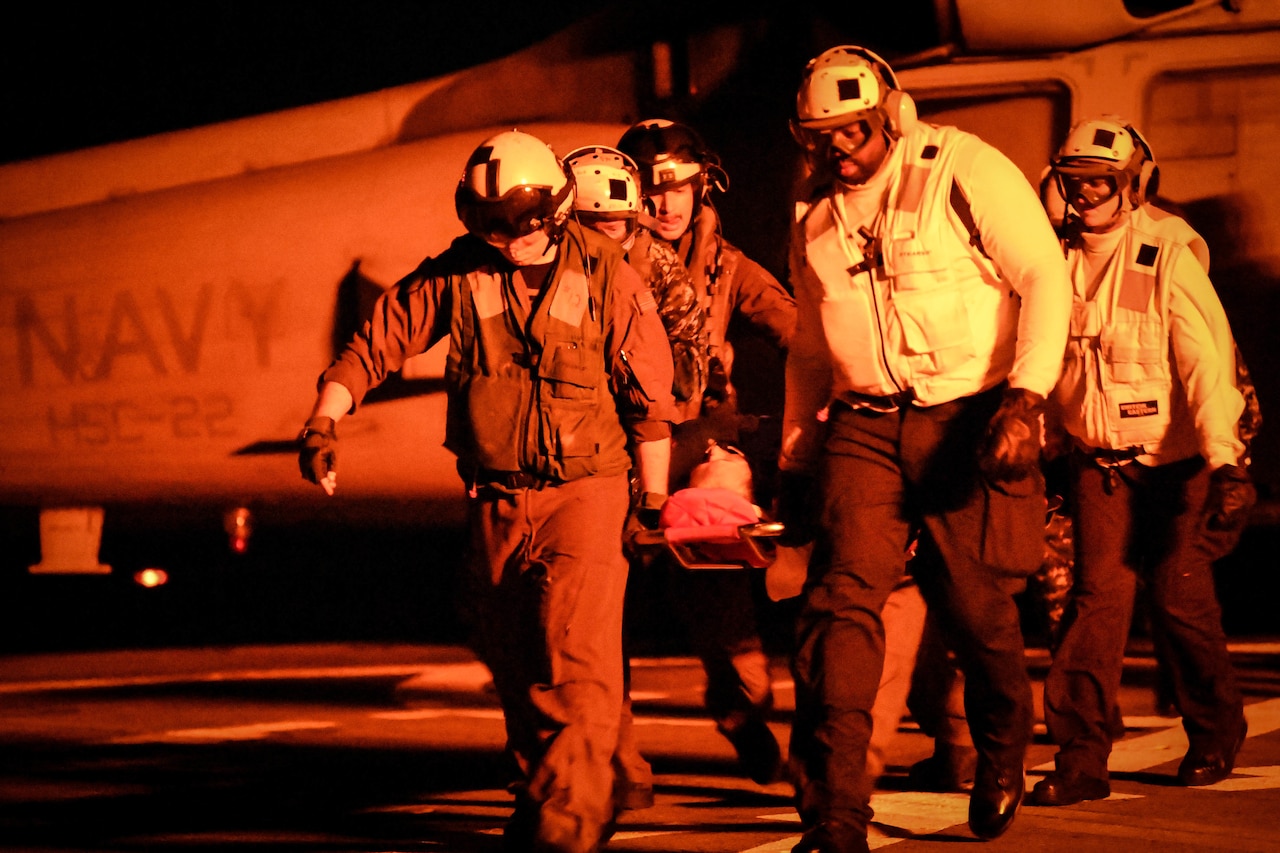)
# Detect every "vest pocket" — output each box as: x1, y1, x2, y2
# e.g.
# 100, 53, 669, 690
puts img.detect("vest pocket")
539, 339, 598, 400
543, 404, 600, 481
894, 287, 976, 374
1101, 320, 1163, 385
